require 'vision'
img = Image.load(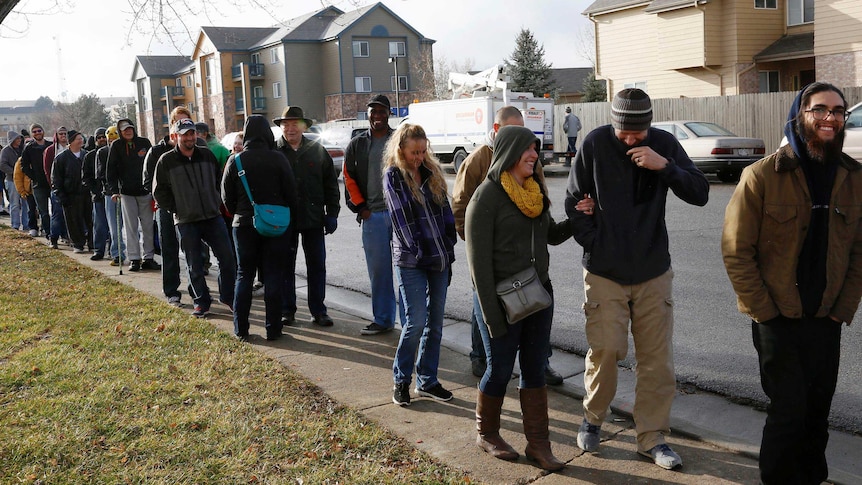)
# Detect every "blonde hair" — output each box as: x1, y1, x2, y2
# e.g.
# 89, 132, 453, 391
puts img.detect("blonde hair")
170, 106, 193, 124
383, 123, 448, 207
